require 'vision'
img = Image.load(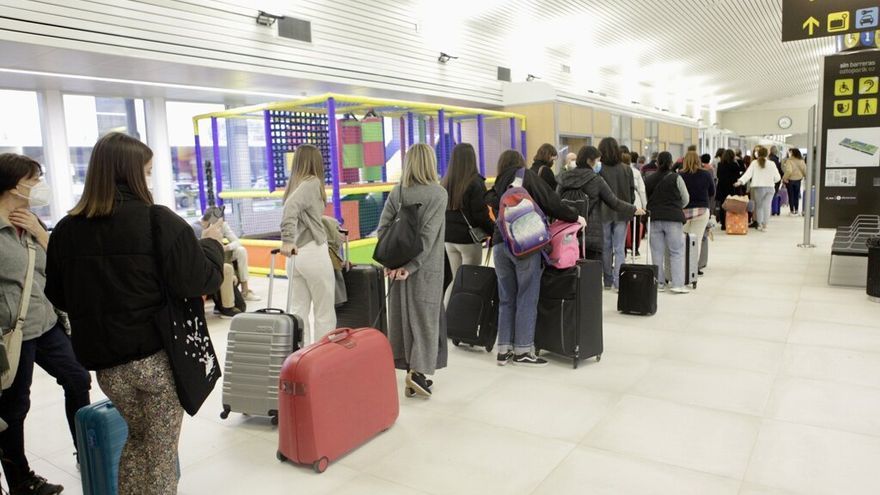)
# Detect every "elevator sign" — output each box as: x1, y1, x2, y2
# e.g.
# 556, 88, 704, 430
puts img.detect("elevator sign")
783, 0, 880, 42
